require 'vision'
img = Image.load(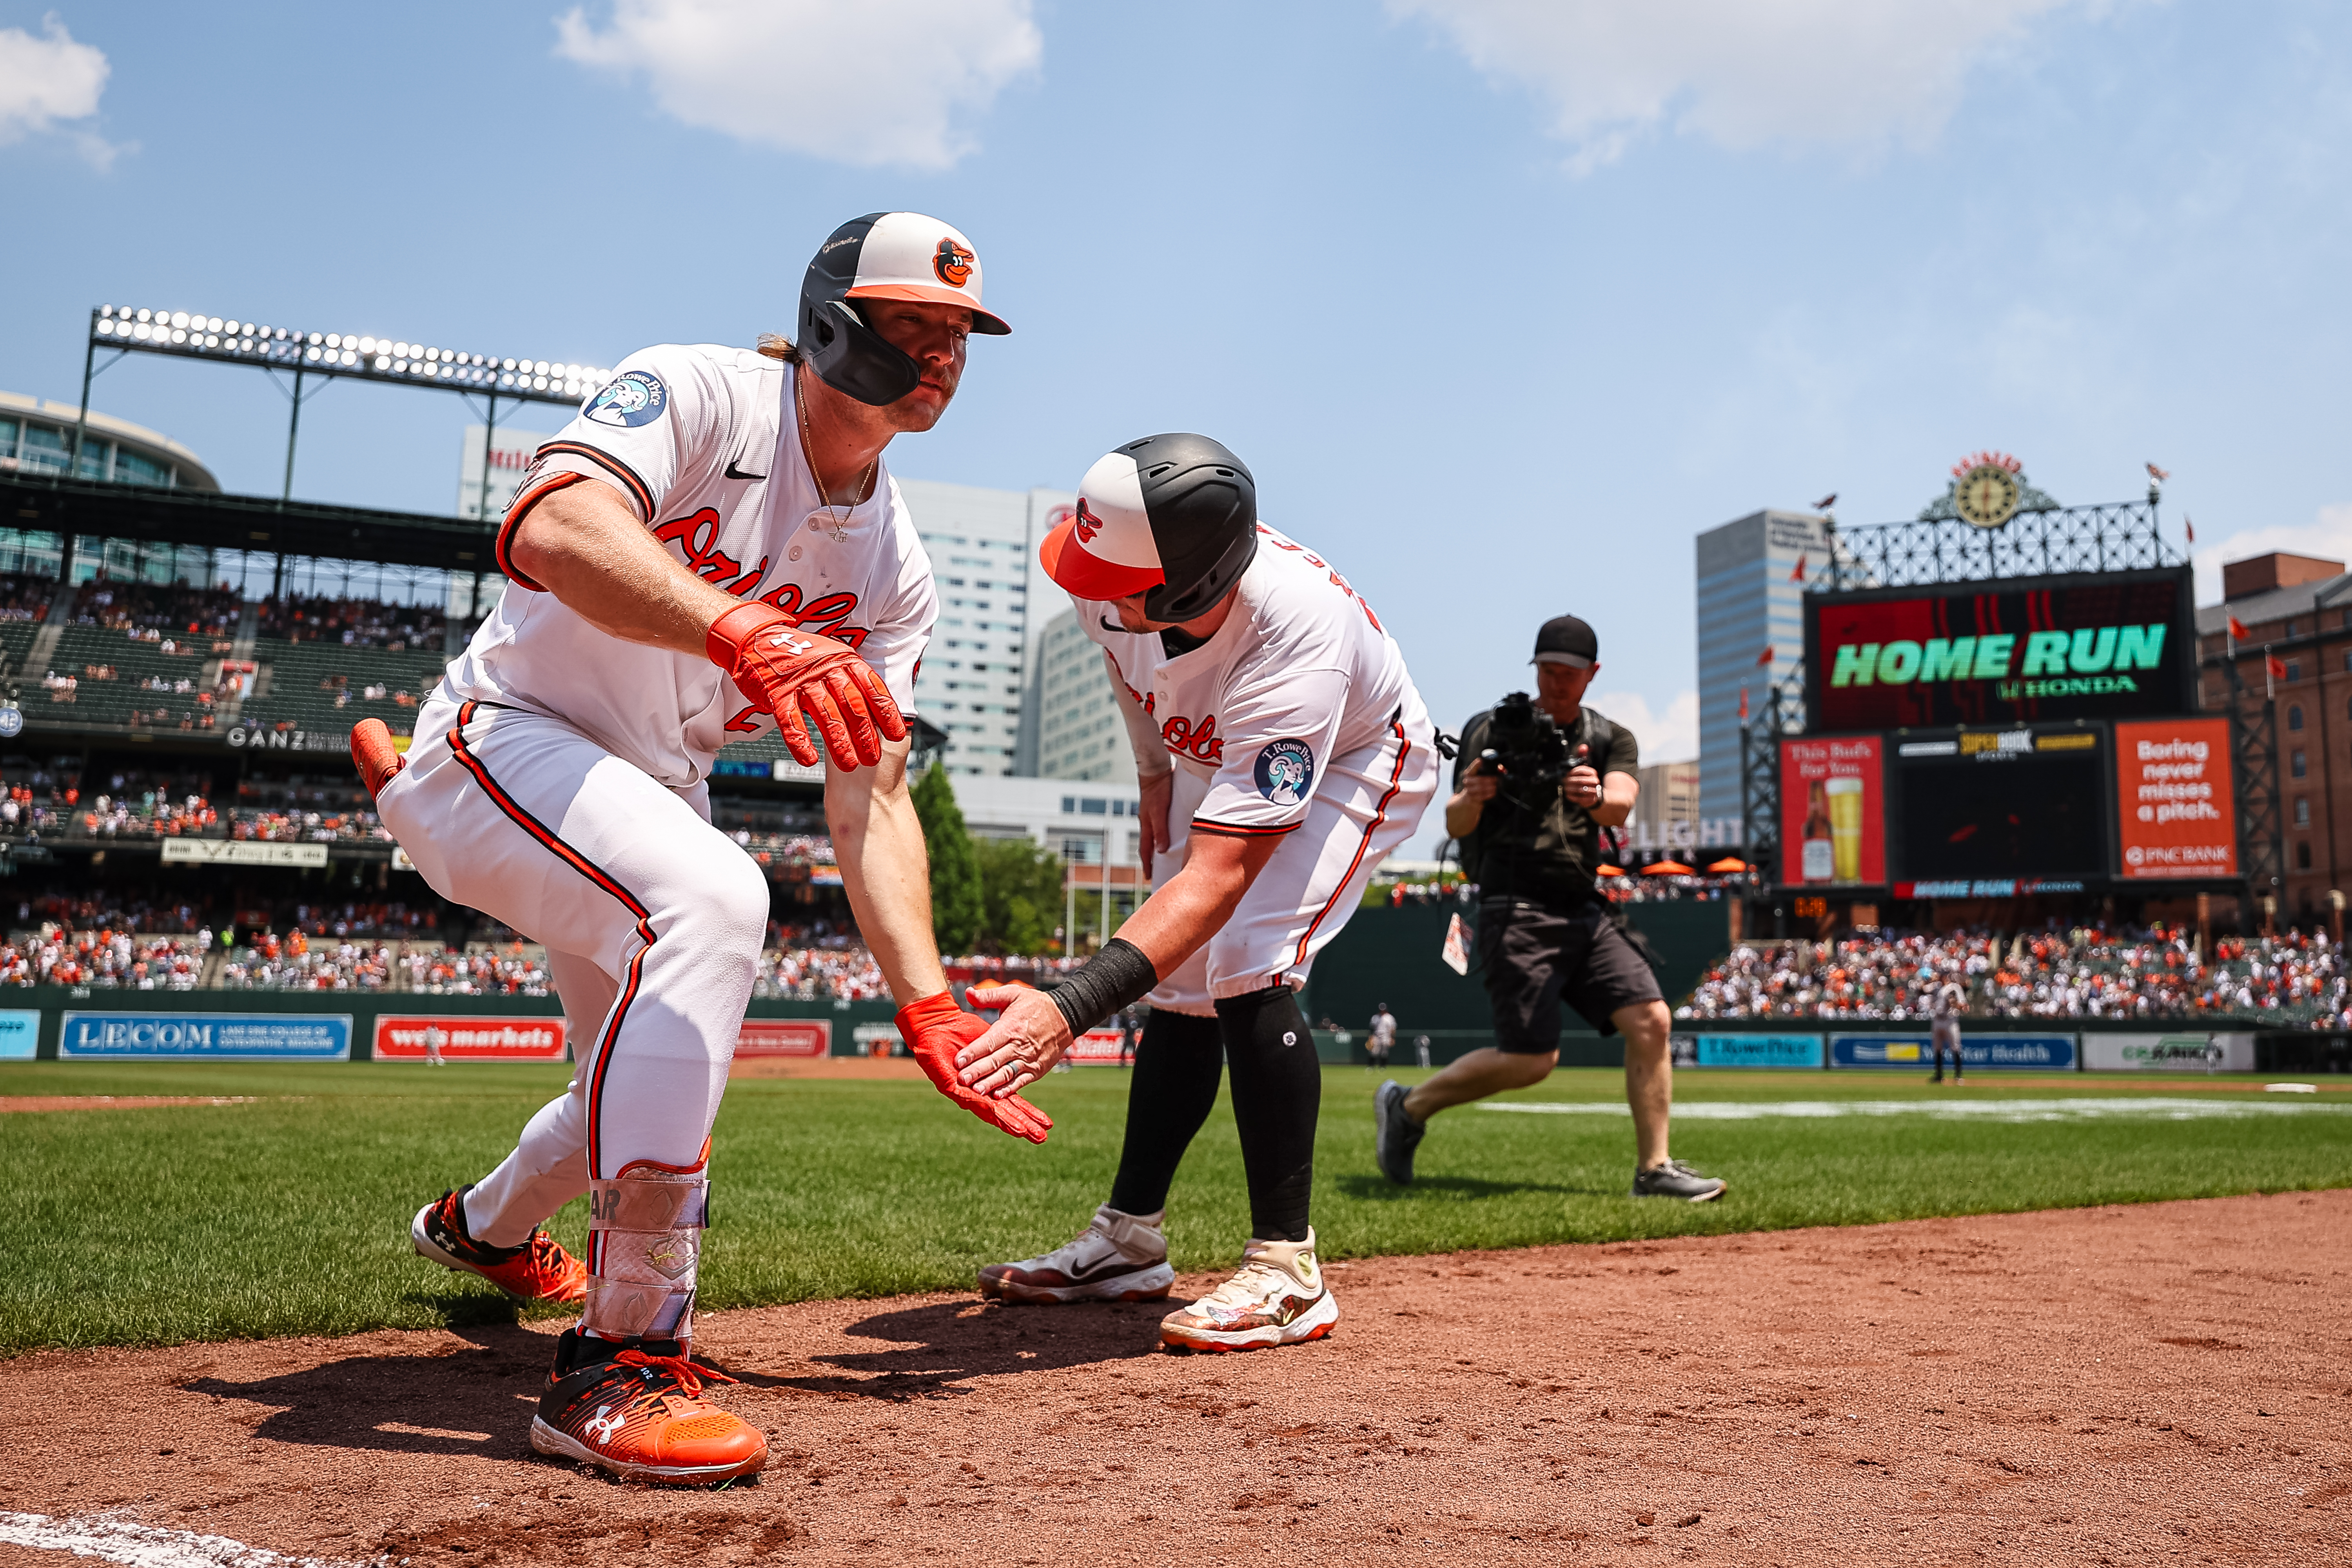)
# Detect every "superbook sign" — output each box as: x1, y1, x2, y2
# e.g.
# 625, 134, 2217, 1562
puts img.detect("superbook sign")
1806, 568, 2193, 731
